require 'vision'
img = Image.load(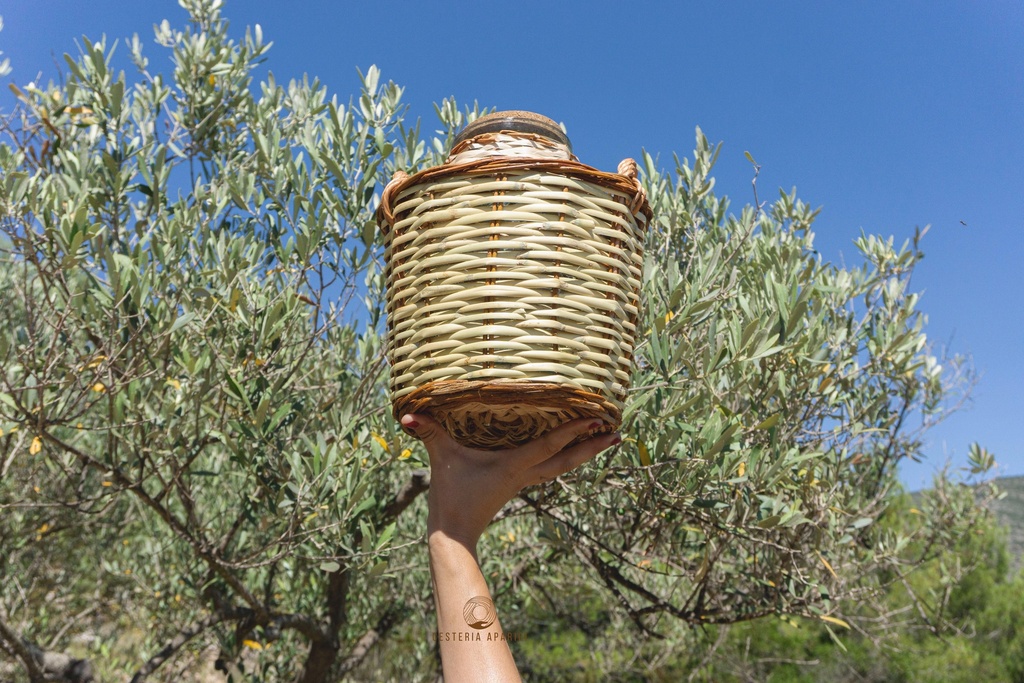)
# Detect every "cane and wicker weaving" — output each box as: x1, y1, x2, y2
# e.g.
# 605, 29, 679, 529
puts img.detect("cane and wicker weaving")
376, 111, 651, 449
